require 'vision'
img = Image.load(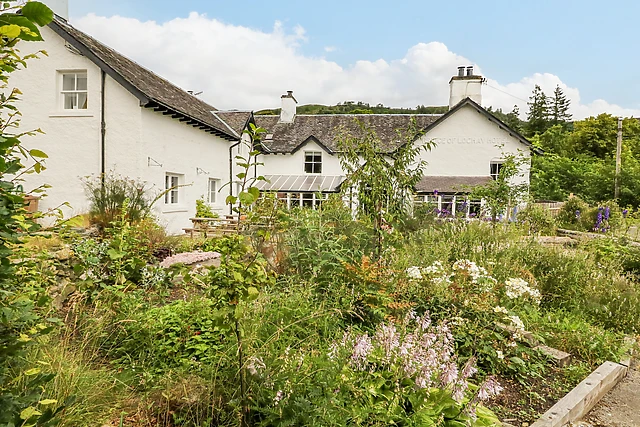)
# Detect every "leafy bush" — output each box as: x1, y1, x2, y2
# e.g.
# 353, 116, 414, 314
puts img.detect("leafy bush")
82, 173, 153, 230
195, 198, 218, 218
517, 203, 555, 235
